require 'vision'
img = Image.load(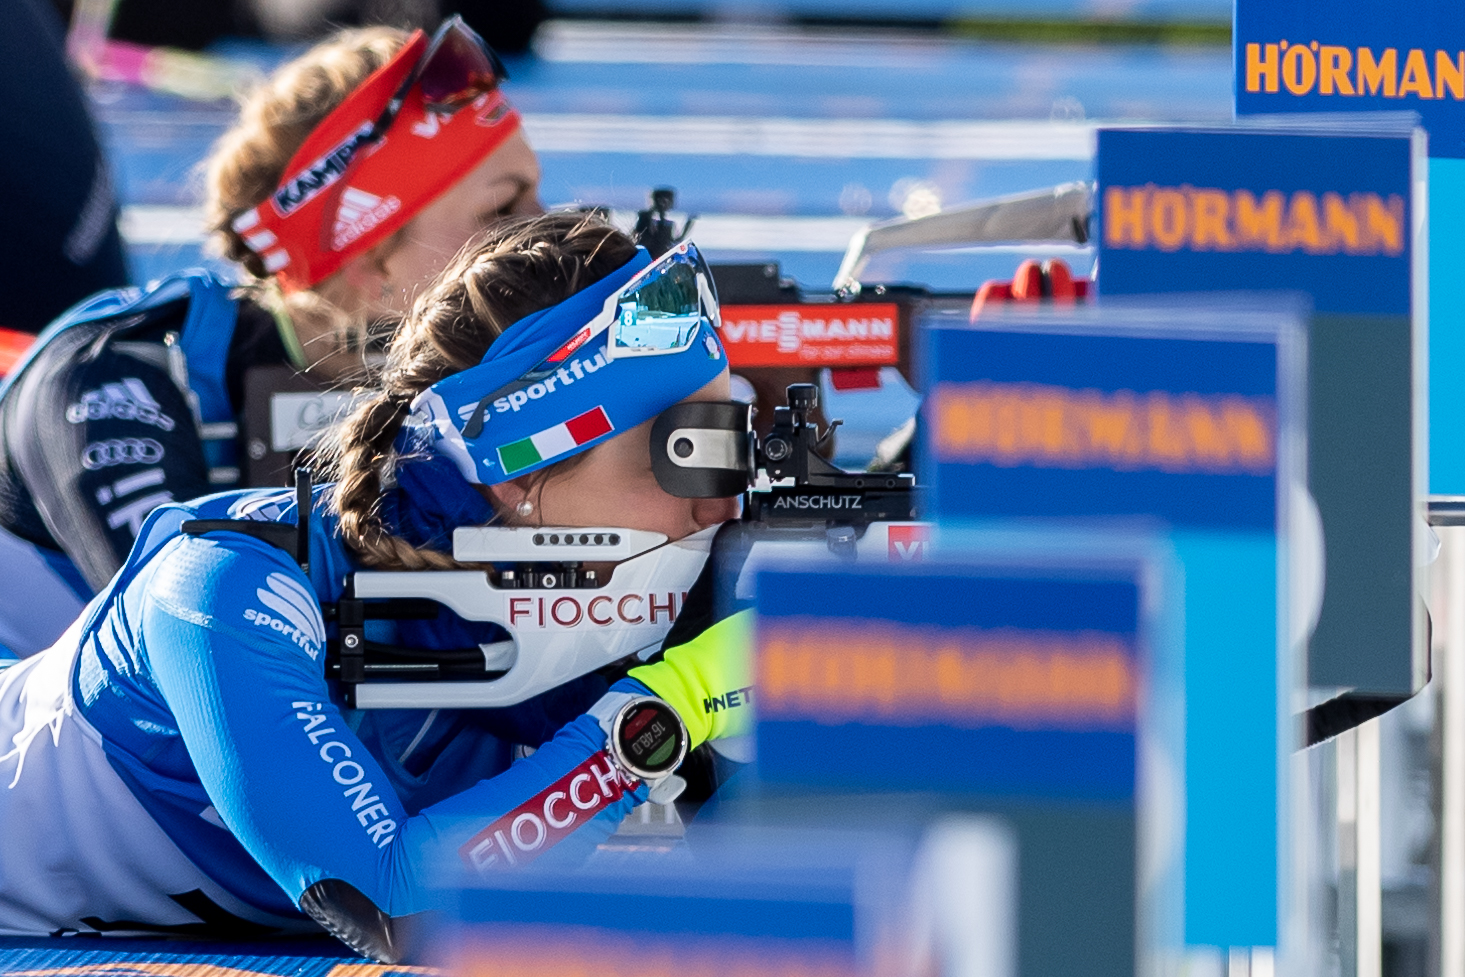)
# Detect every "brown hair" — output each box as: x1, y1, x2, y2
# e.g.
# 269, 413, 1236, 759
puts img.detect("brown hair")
203, 26, 409, 274
316, 212, 639, 570
202, 28, 410, 373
